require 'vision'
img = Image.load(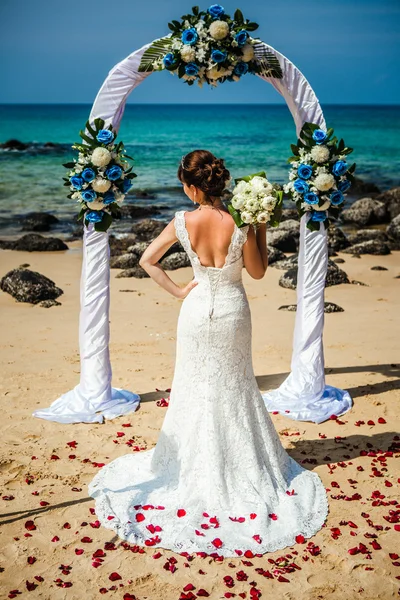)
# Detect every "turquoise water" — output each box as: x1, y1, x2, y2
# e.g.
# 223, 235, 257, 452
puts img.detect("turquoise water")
0, 104, 399, 236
